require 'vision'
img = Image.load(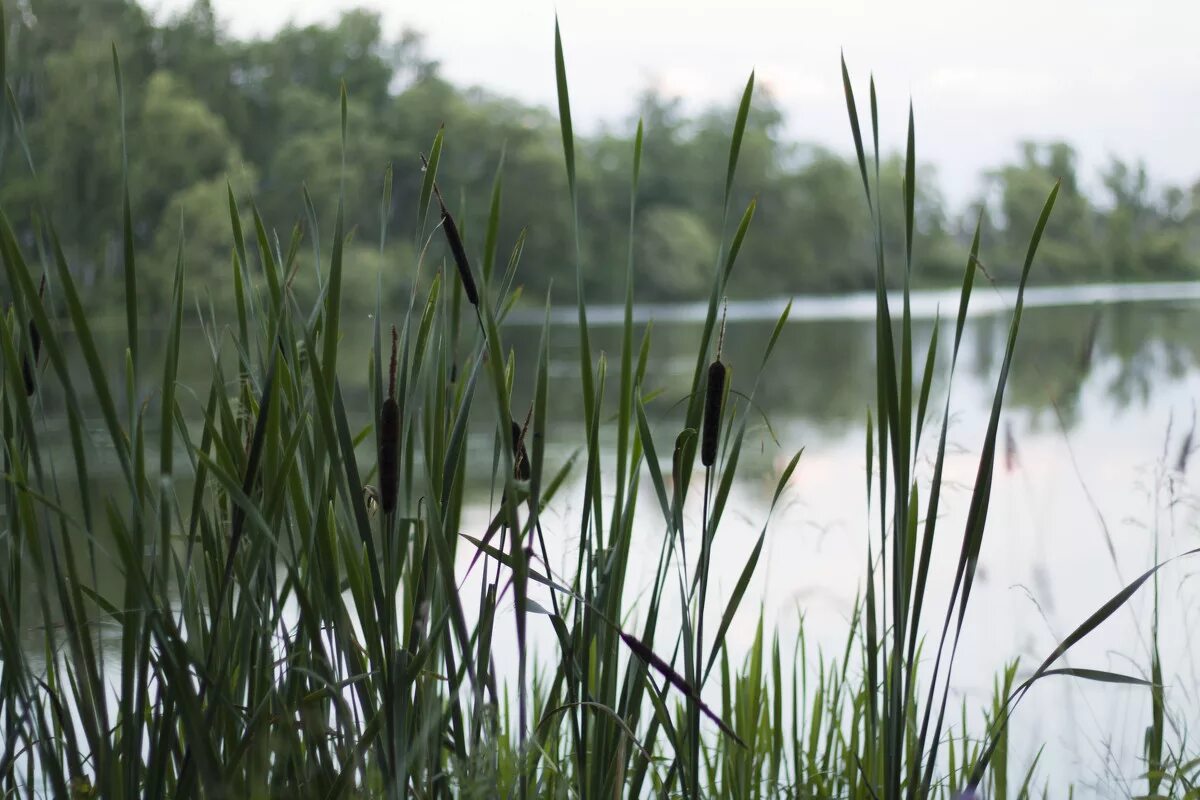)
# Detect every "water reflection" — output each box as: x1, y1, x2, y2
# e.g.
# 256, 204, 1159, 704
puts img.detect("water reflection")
985, 301, 1200, 430
34, 294, 1200, 455
500, 298, 1200, 443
